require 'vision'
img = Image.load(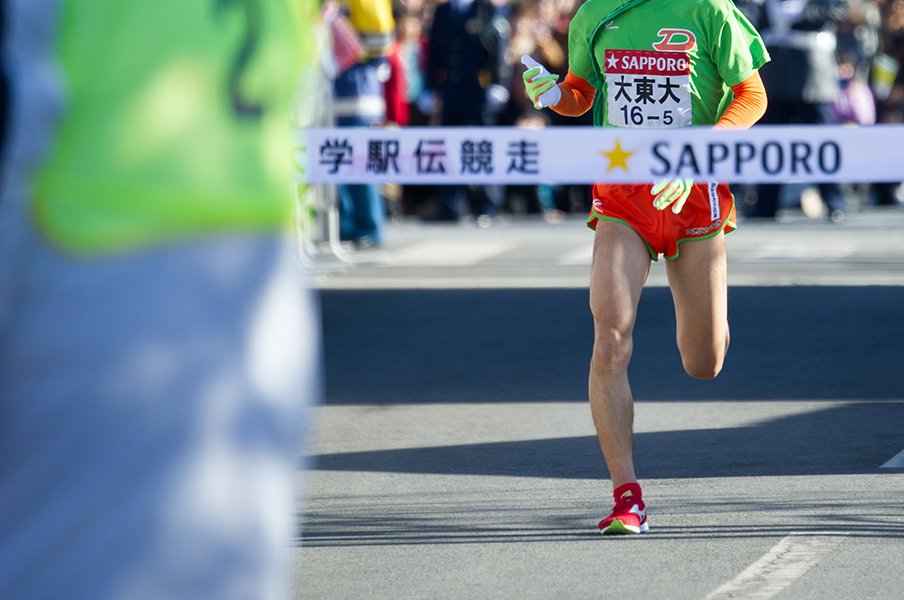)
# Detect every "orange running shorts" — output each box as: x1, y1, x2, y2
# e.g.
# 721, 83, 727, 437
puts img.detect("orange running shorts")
587, 182, 736, 261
